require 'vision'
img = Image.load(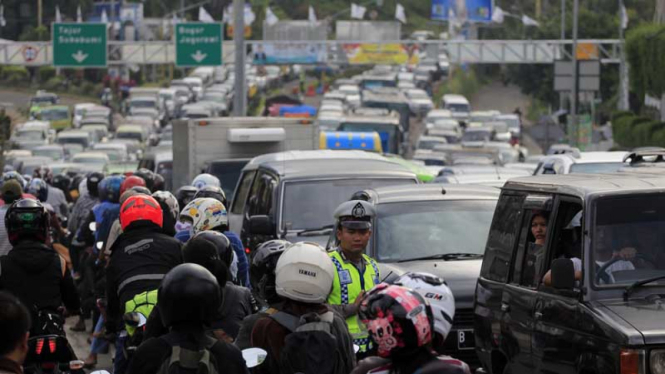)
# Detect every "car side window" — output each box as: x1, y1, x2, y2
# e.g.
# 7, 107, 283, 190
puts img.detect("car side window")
513, 209, 553, 289
541, 200, 583, 290
255, 174, 277, 217
230, 170, 256, 214
481, 193, 525, 283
